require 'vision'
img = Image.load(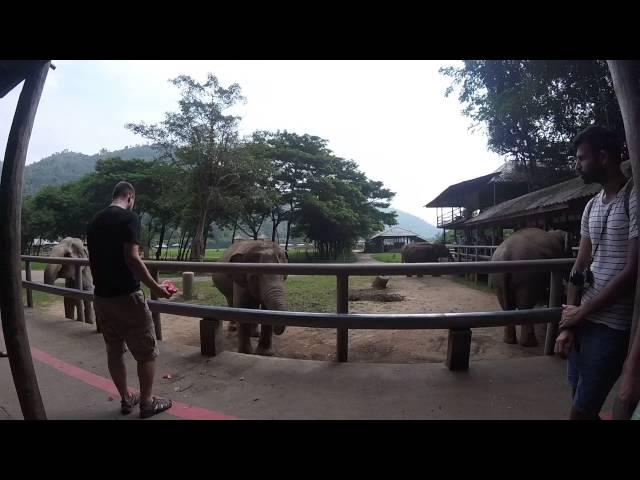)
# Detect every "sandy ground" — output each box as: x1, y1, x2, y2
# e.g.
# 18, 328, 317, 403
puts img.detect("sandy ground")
34, 255, 550, 364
